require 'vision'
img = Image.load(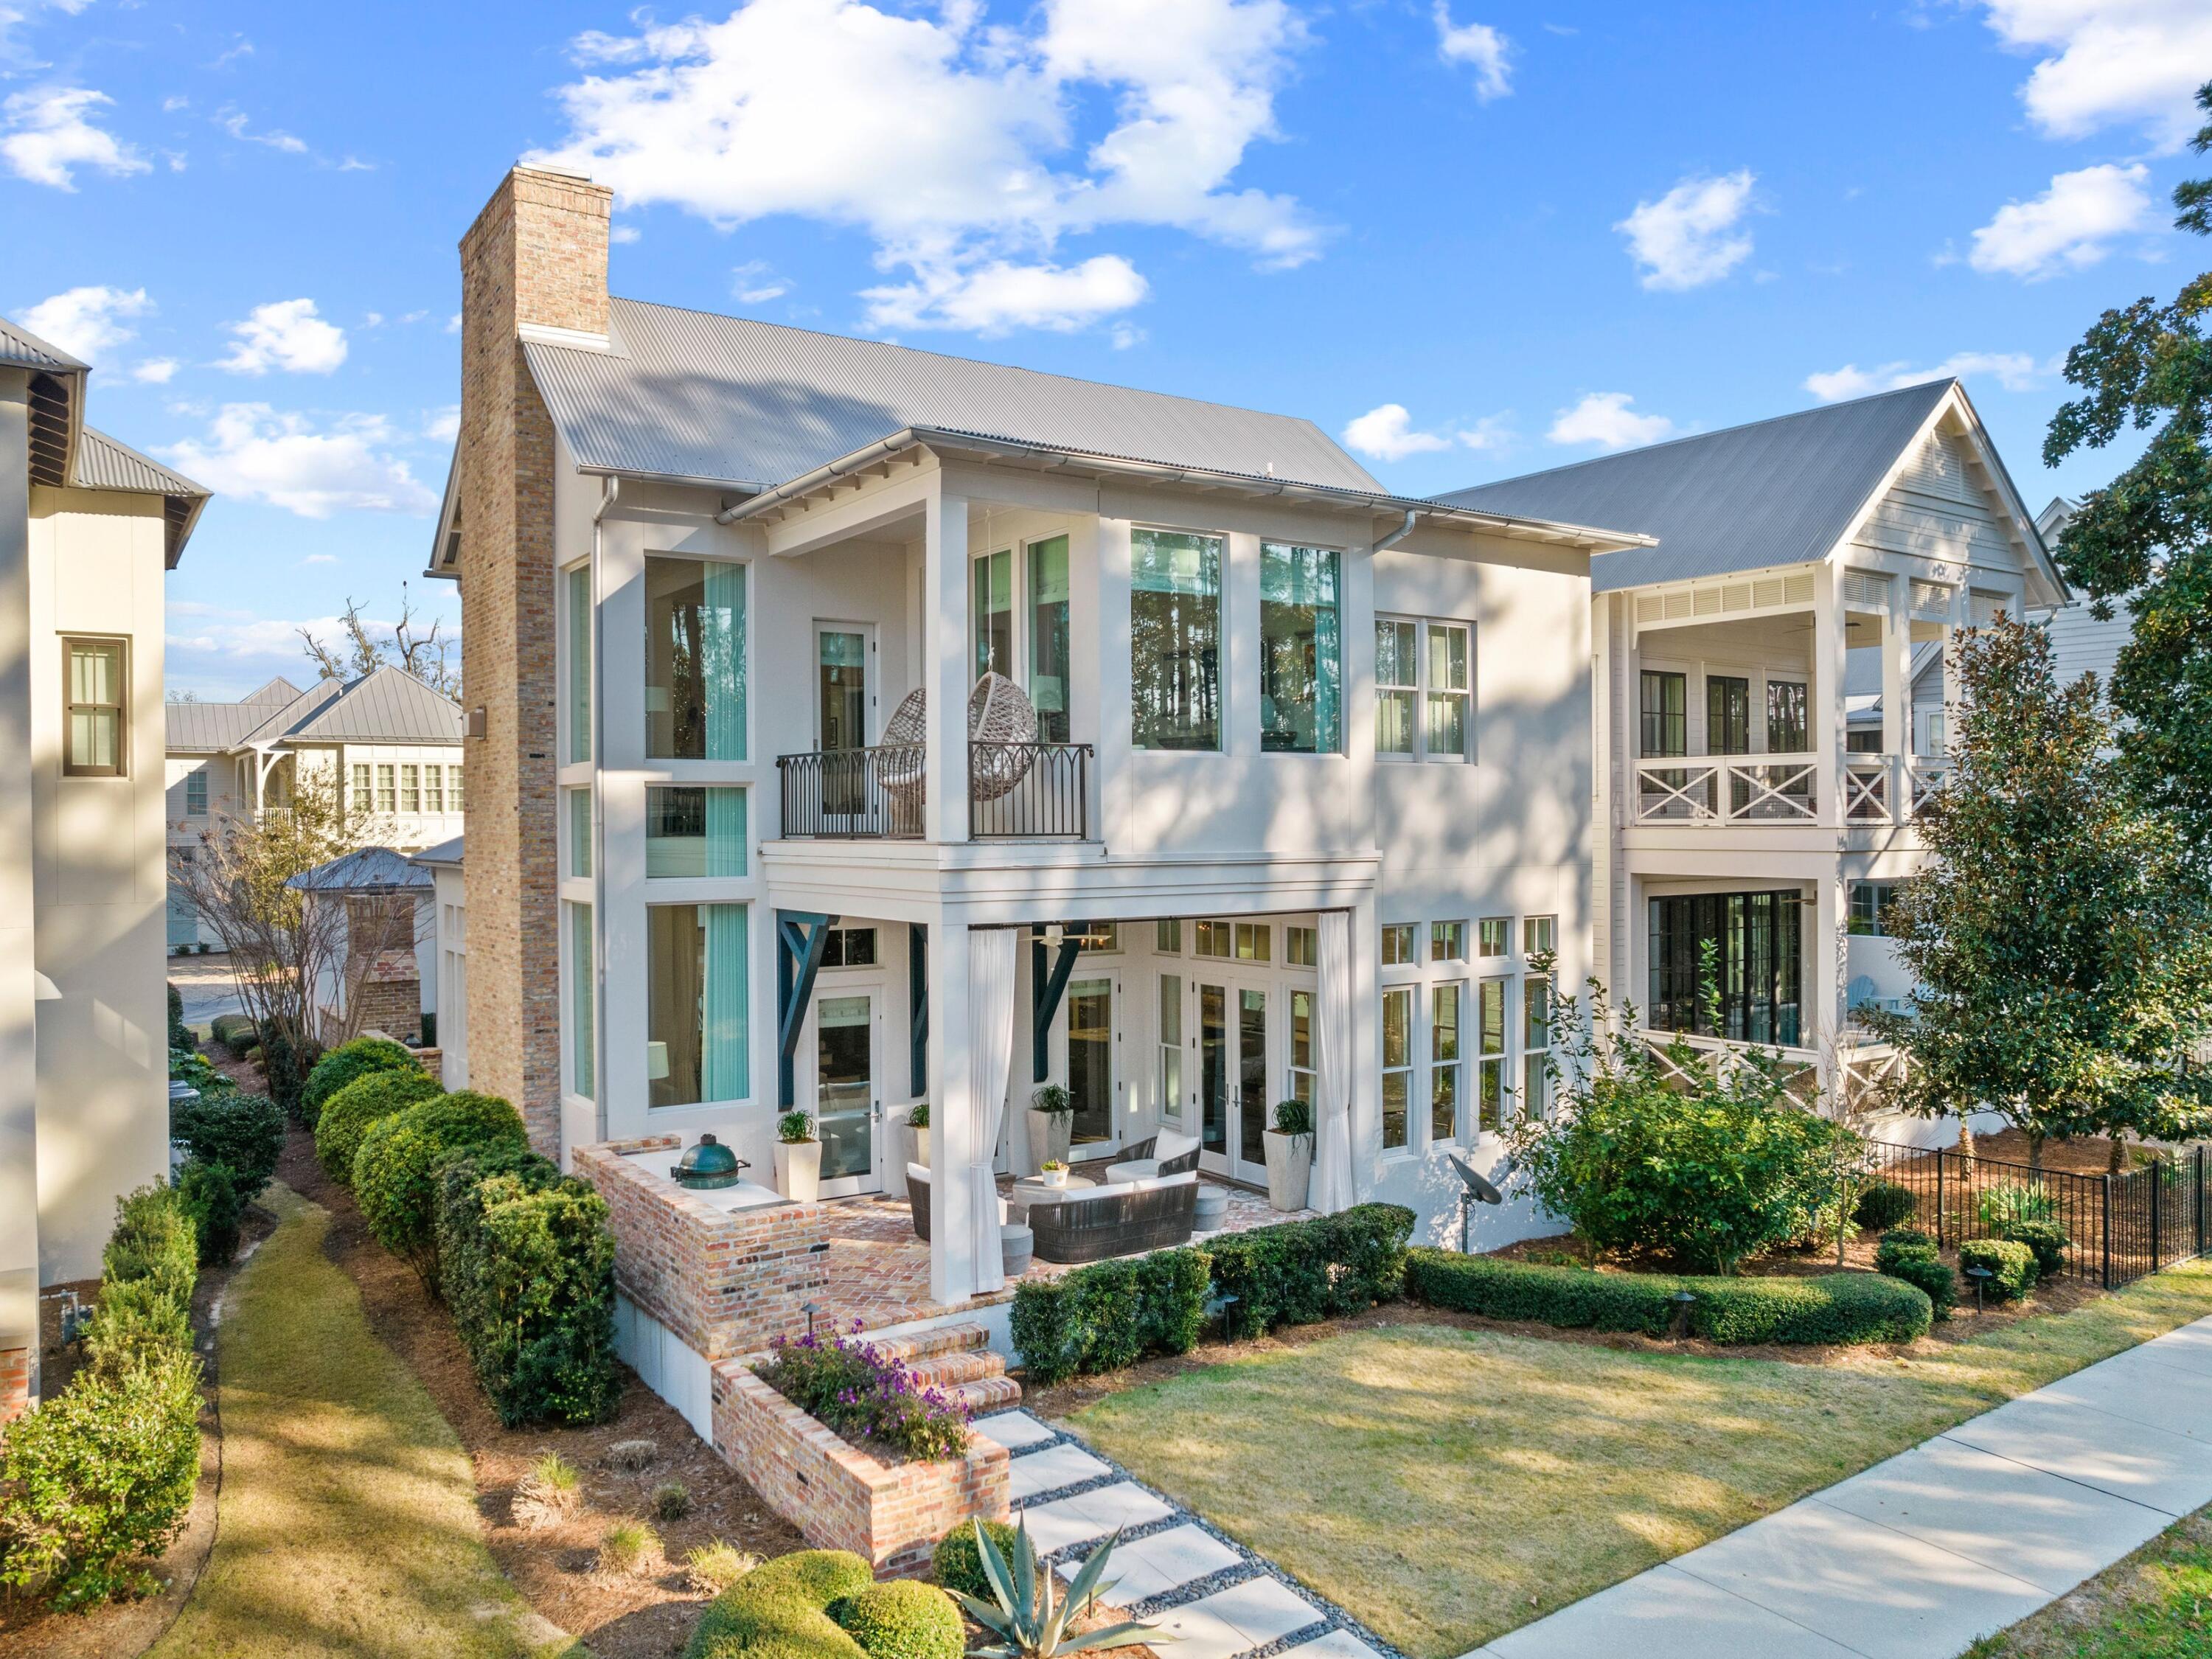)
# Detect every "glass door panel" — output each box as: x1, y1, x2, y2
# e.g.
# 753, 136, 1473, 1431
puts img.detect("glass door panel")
1067, 975, 1117, 1156
818, 630, 868, 750
1237, 987, 1269, 1178
815, 992, 877, 1191
1199, 982, 1228, 1158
